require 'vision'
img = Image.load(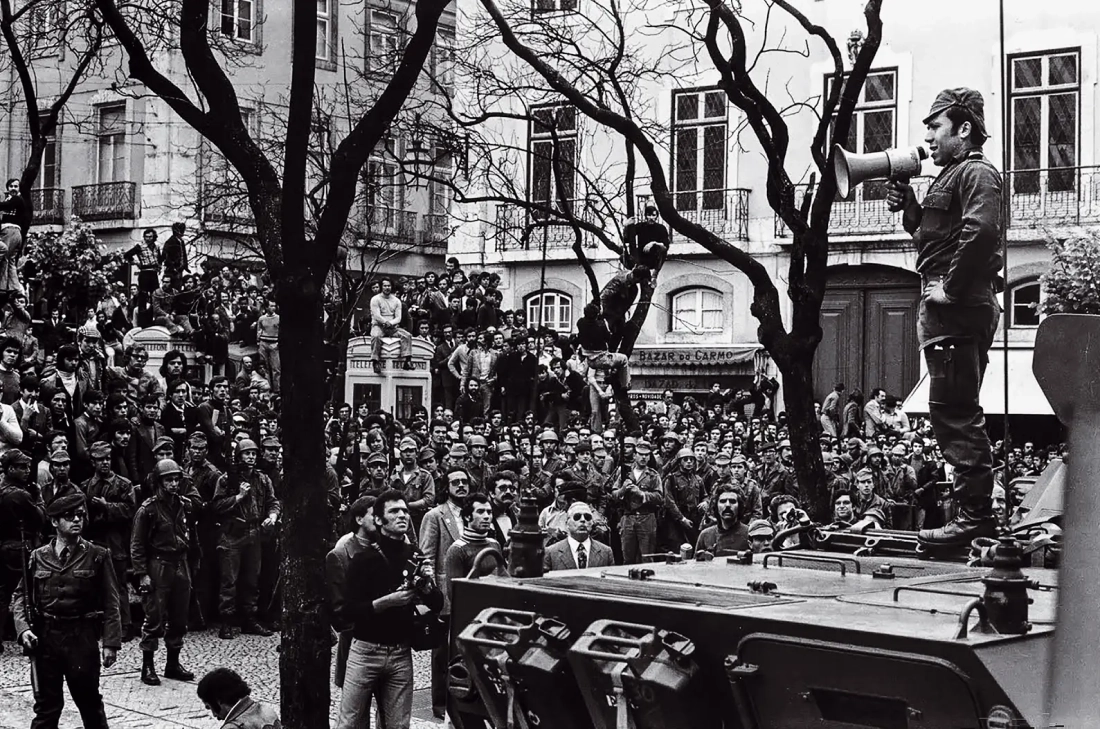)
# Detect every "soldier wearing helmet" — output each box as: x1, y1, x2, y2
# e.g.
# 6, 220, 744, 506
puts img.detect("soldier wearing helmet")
209, 438, 280, 639
663, 447, 703, 546
130, 457, 197, 686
